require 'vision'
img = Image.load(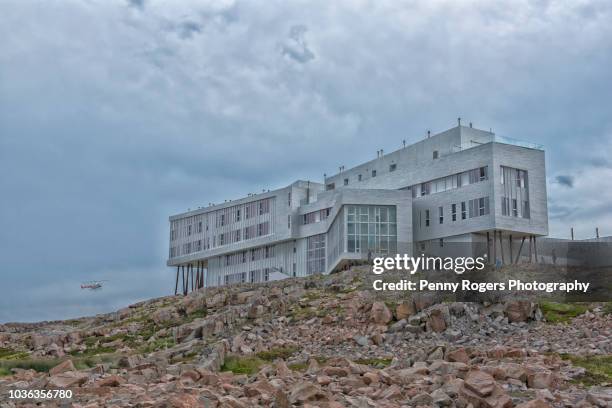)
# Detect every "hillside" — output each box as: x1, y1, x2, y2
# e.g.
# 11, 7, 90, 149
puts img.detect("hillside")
0, 266, 610, 407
